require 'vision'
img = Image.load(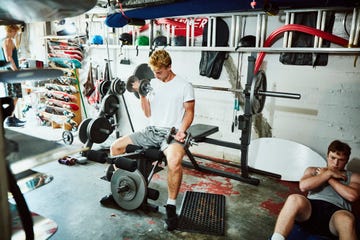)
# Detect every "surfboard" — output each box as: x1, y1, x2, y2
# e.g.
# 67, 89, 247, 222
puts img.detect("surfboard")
248, 138, 326, 181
